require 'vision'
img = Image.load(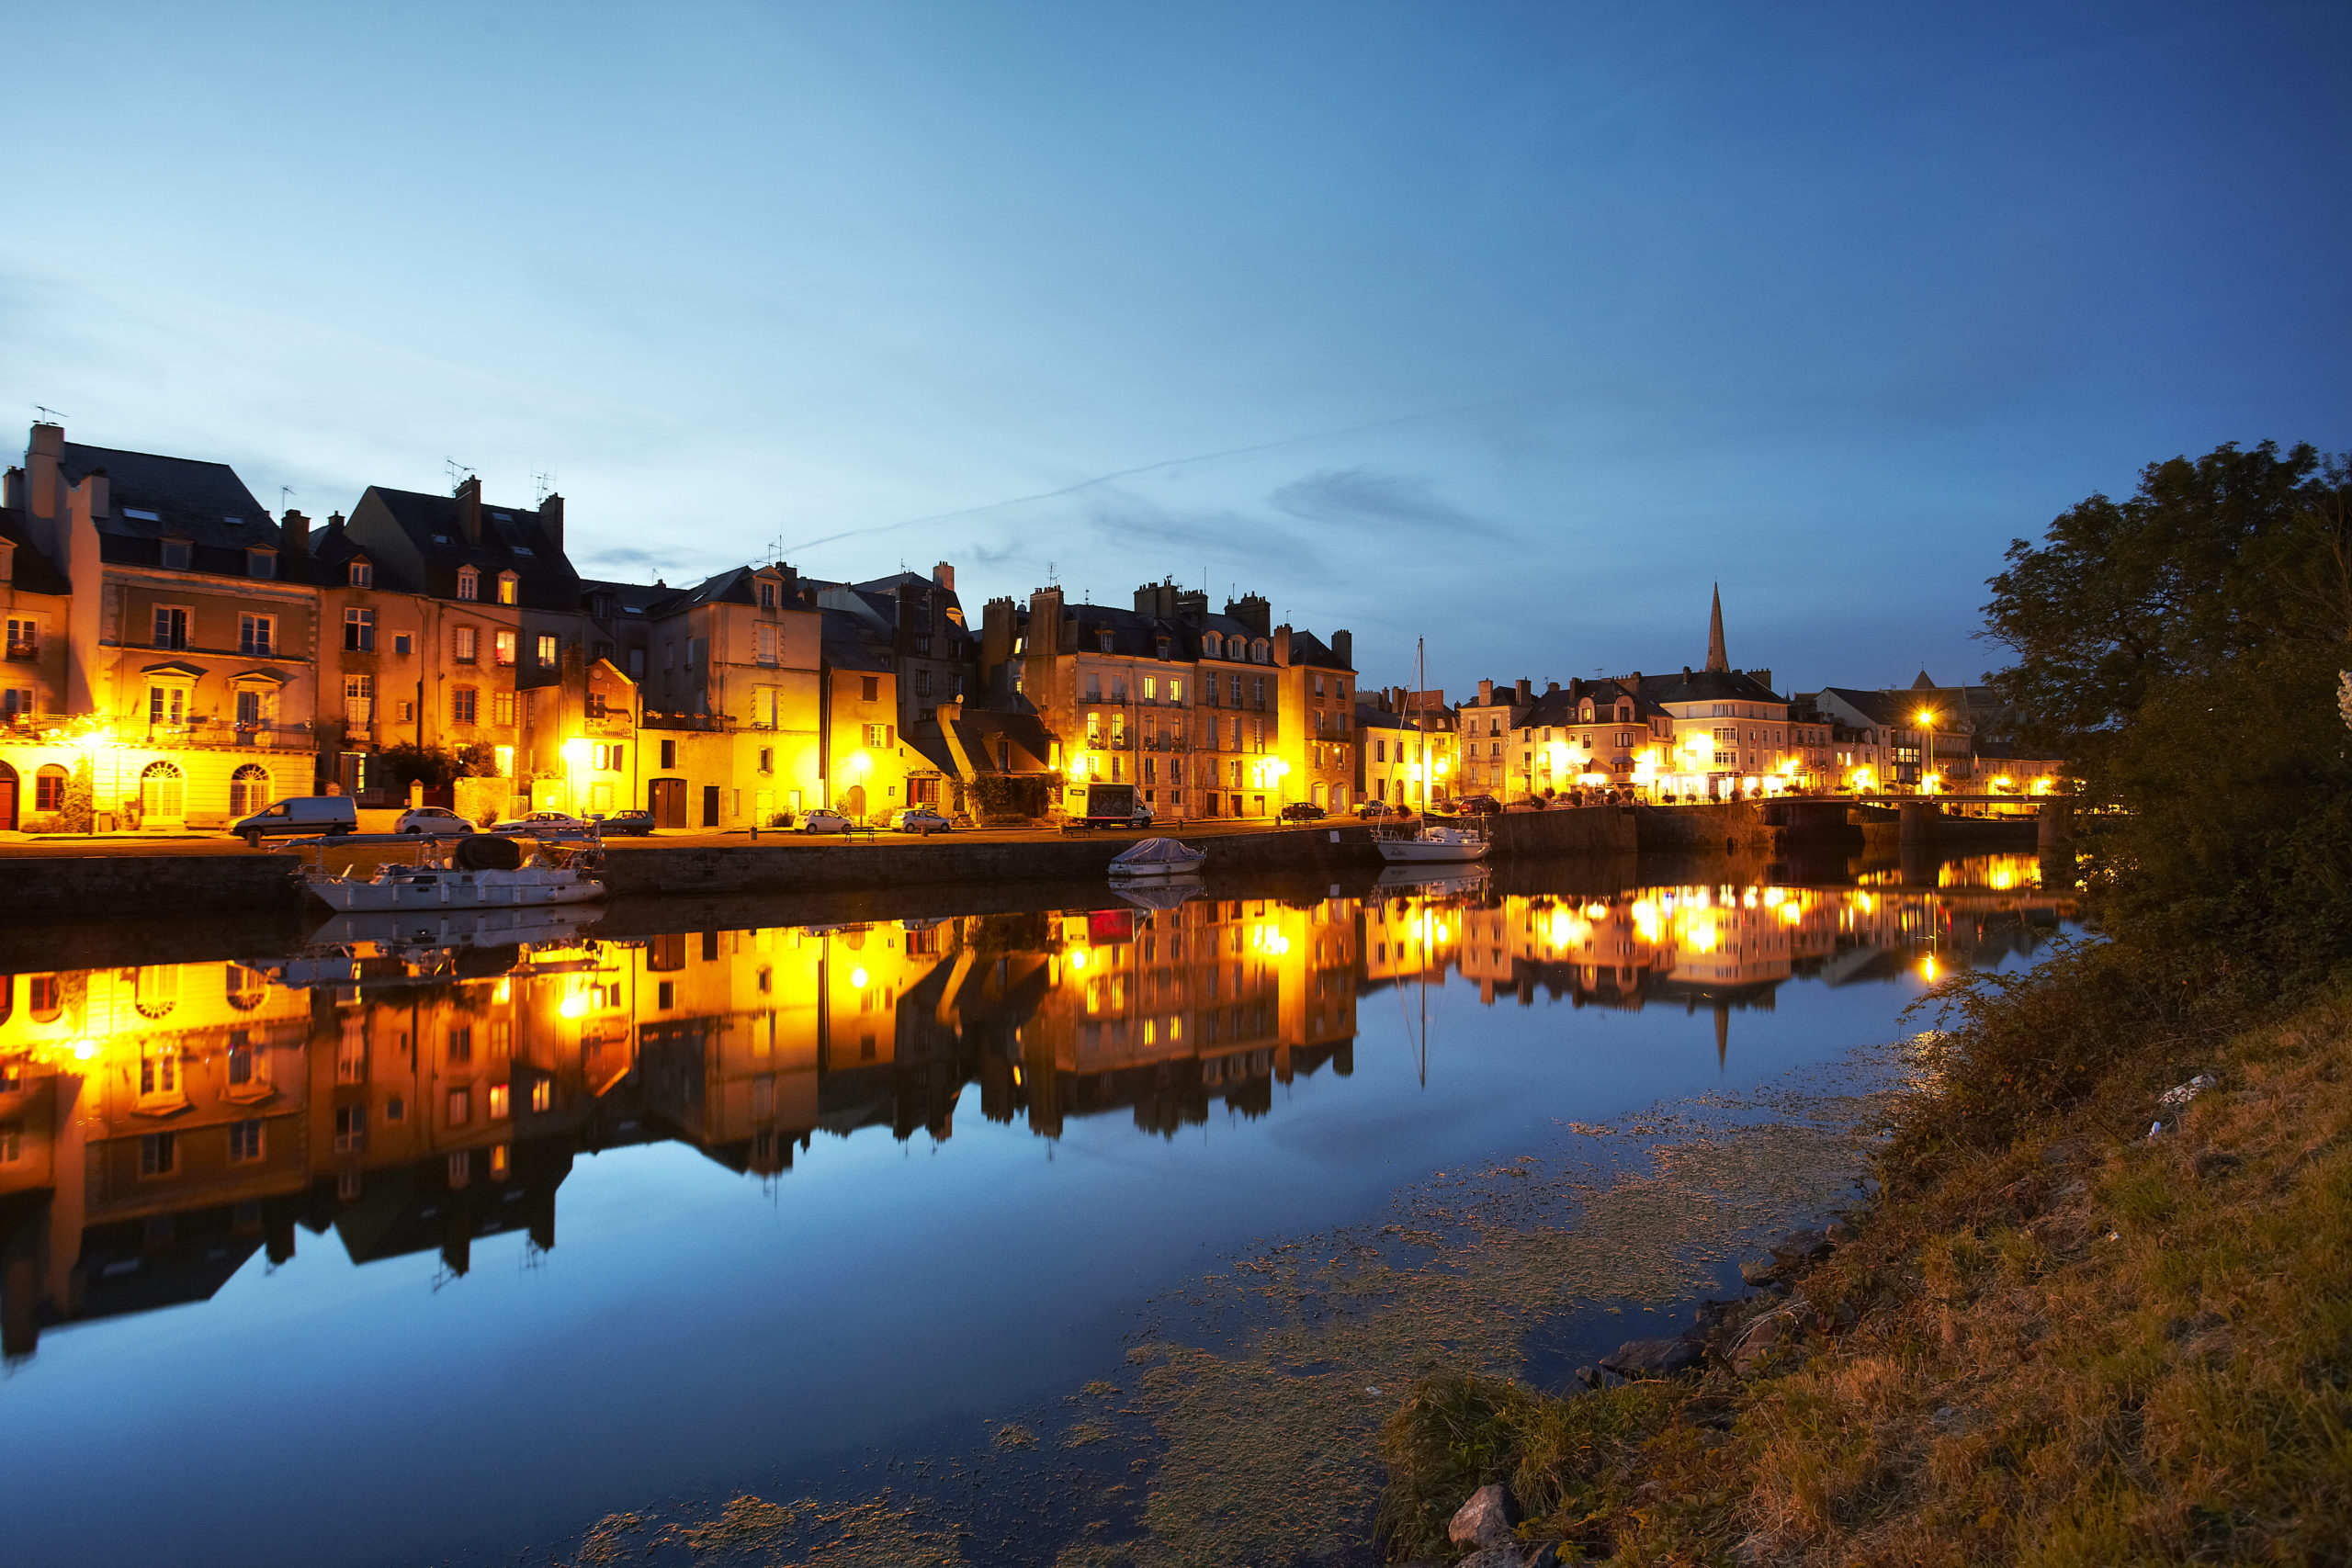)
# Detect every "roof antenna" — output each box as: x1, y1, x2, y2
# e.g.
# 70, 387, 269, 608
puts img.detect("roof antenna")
32, 404, 68, 424
444, 457, 472, 492
531, 469, 554, 504
279, 485, 296, 513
